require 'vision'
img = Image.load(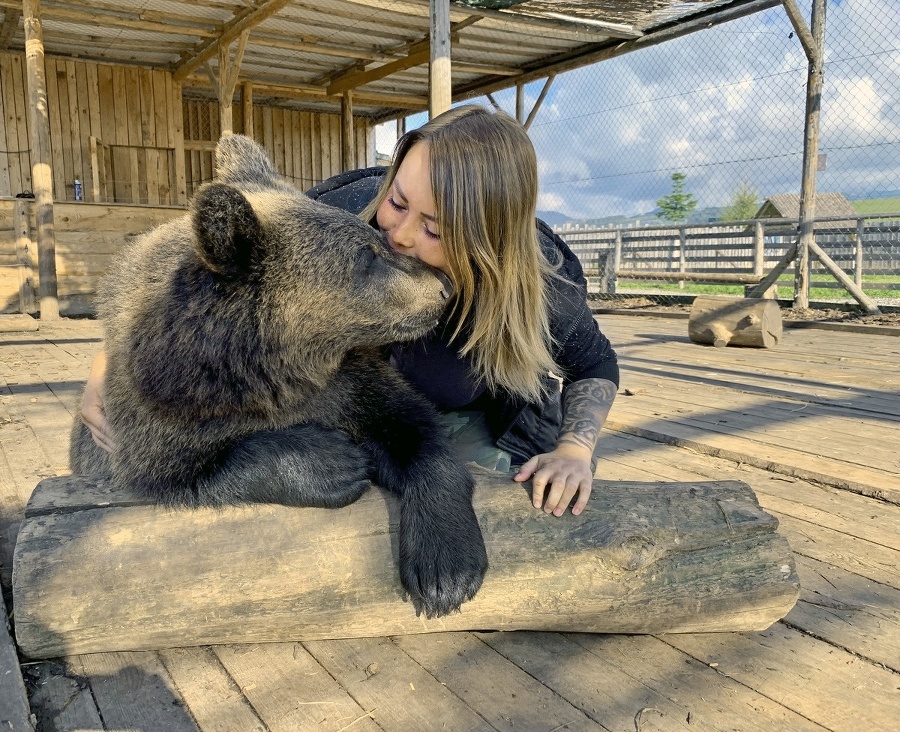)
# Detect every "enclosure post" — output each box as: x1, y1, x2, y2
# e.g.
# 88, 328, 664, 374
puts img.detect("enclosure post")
23, 0, 59, 319
429, 0, 451, 117
791, 0, 826, 309
854, 217, 864, 287
242, 81, 254, 138
753, 221, 765, 276
678, 227, 687, 289
173, 83, 187, 205
613, 229, 622, 295
13, 199, 36, 314
341, 91, 355, 171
